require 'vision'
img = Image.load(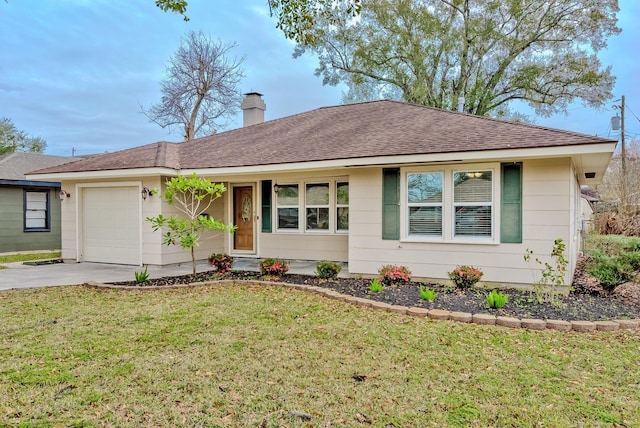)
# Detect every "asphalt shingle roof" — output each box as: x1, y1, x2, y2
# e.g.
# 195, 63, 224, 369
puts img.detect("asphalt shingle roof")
30, 100, 616, 175
0, 152, 74, 180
